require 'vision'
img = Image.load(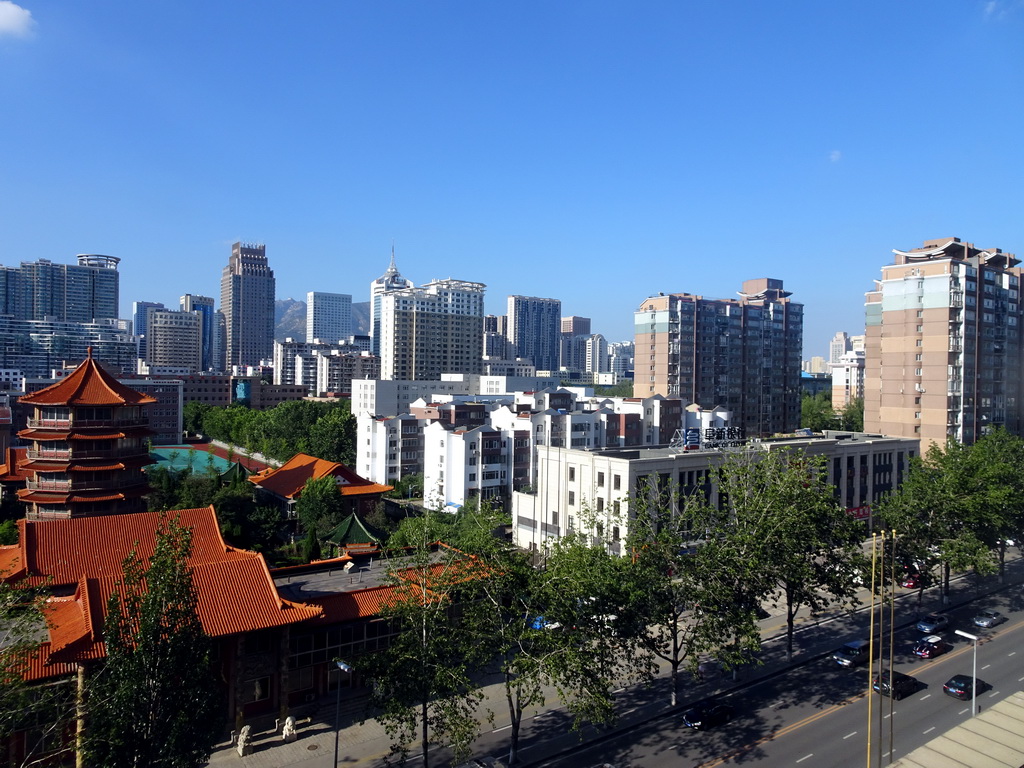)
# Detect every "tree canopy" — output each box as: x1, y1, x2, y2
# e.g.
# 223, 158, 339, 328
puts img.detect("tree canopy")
83, 518, 222, 768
